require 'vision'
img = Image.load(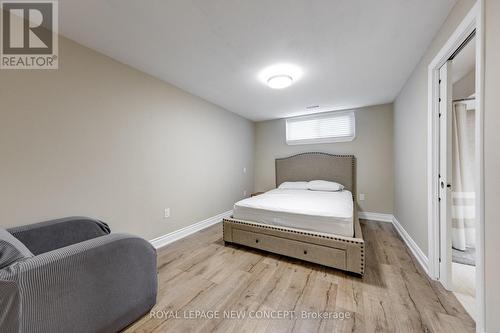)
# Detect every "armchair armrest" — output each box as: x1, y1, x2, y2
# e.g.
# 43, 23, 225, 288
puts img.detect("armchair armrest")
7, 216, 111, 255
1, 233, 157, 333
